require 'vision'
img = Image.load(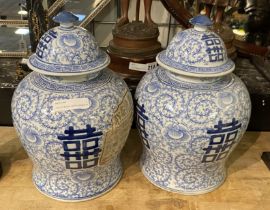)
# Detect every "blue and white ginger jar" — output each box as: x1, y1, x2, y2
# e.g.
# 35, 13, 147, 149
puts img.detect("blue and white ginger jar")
135, 15, 251, 194
12, 11, 133, 201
